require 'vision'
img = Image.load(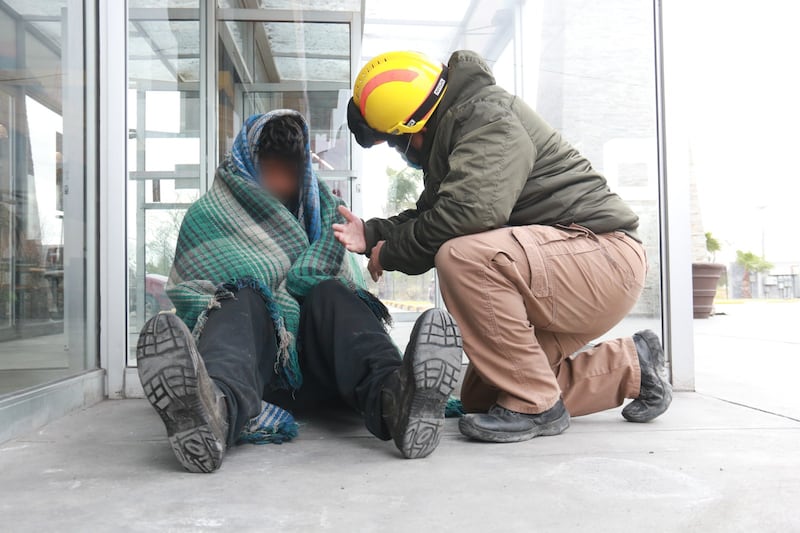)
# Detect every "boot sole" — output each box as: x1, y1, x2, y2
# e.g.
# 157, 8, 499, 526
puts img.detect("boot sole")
137, 314, 226, 473
395, 309, 463, 459
458, 410, 571, 443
